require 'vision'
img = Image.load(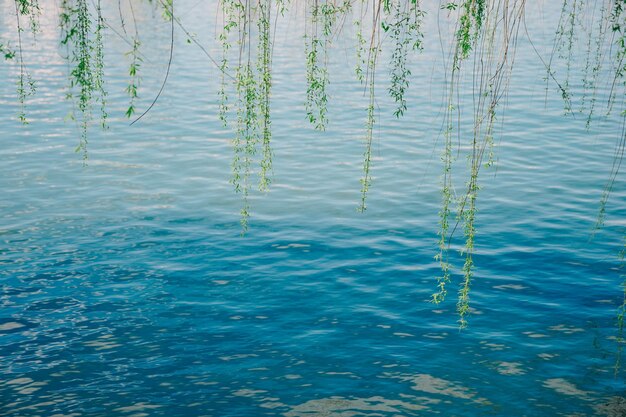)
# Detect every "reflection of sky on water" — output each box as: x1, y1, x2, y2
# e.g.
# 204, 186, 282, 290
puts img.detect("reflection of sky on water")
1, 0, 626, 415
